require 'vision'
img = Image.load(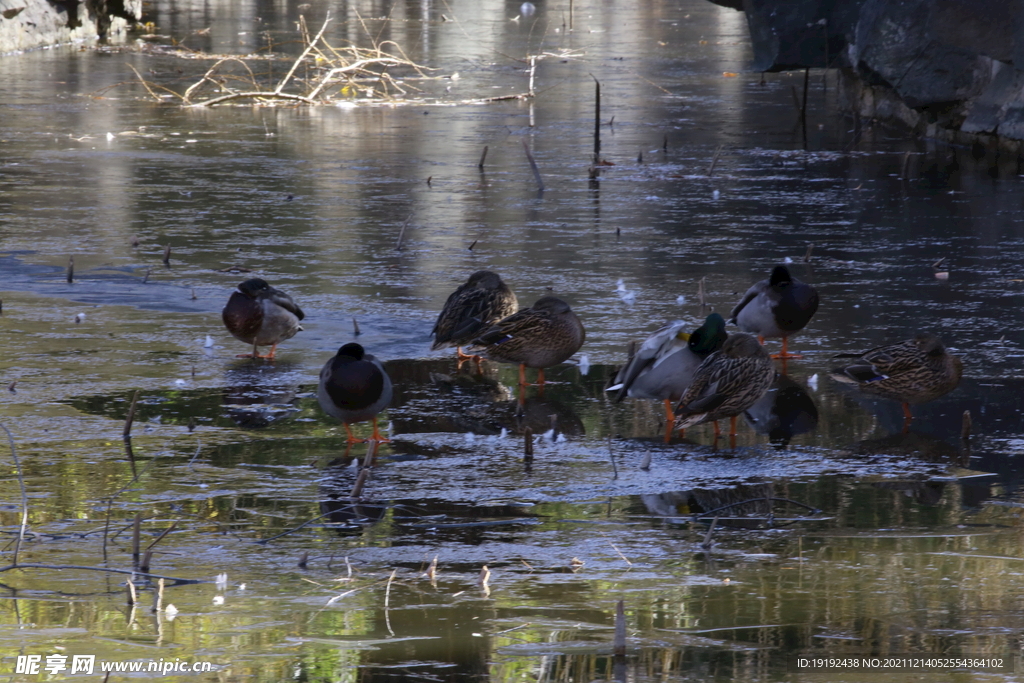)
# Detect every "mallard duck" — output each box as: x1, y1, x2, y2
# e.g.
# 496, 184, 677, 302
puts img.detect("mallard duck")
222, 278, 305, 359
829, 334, 962, 420
317, 343, 393, 443
466, 296, 585, 387
673, 333, 777, 437
730, 265, 819, 358
431, 270, 518, 360
609, 313, 728, 432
